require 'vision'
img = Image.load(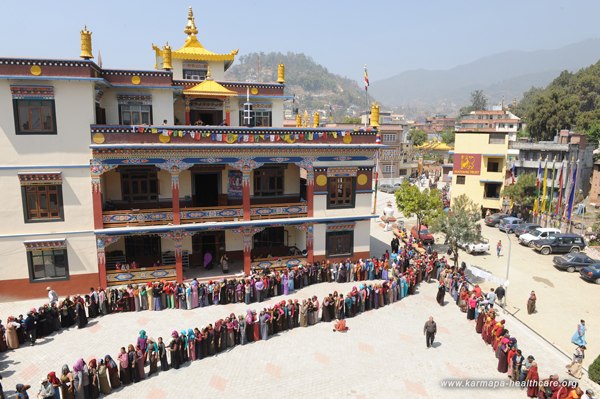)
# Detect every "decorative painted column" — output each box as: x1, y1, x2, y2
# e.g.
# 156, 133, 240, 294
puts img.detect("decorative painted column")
90, 160, 118, 230
157, 230, 195, 283
232, 226, 265, 275
229, 159, 263, 221
185, 98, 191, 125
297, 158, 316, 218
96, 235, 122, 288
156, 159, 193, 226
